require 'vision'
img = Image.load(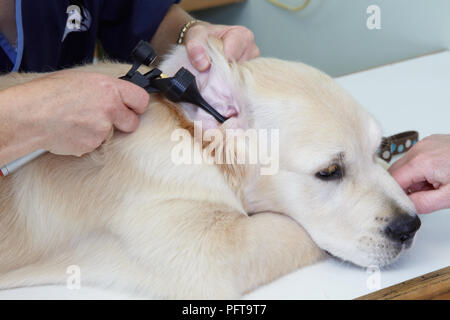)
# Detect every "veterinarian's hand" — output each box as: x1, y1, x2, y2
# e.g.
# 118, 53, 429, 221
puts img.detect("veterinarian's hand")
389, 134, 450, 214
1, 70, 149, 158
184, 22, 260, 71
